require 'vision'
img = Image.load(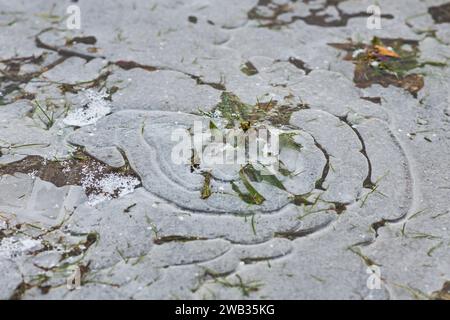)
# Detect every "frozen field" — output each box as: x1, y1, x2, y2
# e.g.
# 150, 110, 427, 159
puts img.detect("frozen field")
0, 0, 449, 299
